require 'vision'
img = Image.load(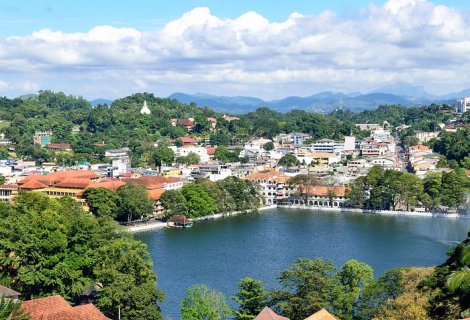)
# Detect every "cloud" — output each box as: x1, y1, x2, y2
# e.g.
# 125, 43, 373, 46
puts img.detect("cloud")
0, 0, 470, 98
